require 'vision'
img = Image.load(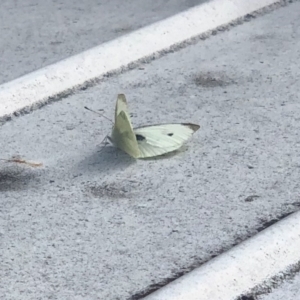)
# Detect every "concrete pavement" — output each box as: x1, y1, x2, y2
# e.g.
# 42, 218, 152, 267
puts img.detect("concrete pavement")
0, 0, 278, 120
1, 1, 300, 299
143, 211, 300, 300
0, 0, 208, 85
